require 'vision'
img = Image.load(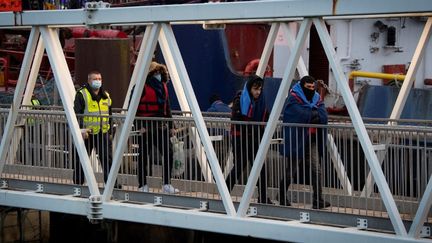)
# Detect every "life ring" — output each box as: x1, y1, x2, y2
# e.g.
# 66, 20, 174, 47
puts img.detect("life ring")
244, 58, 273, 77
